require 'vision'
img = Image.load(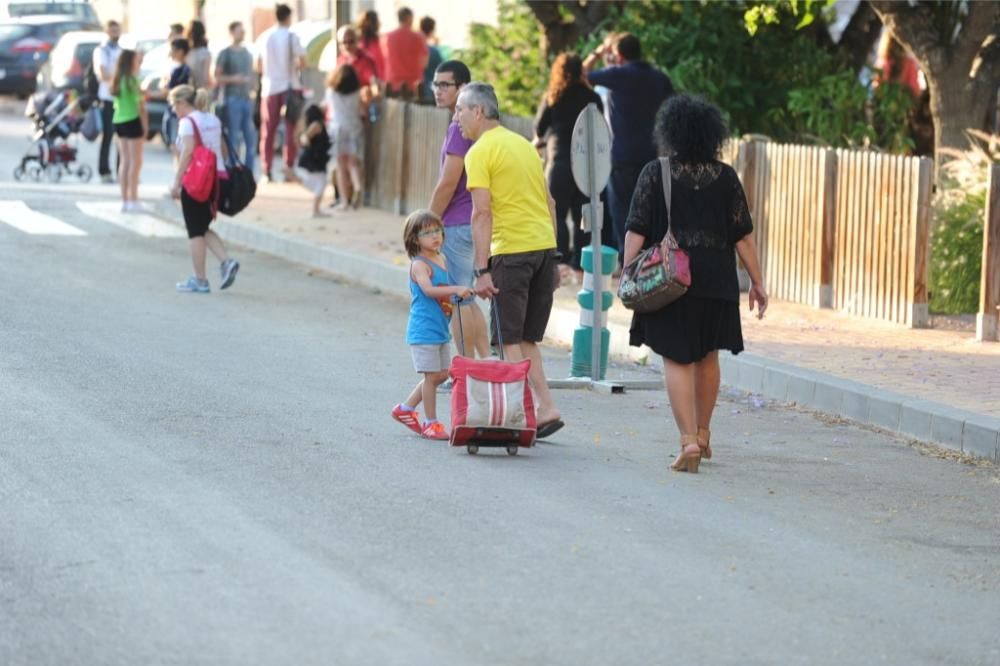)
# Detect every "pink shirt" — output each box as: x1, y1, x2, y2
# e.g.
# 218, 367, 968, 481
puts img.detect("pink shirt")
381, 26, 427, 92
358, 36, 385, 81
